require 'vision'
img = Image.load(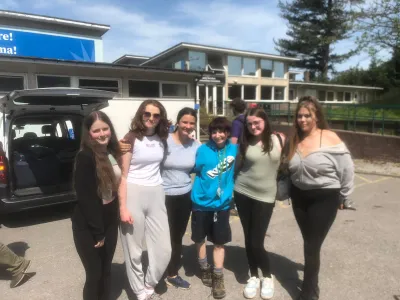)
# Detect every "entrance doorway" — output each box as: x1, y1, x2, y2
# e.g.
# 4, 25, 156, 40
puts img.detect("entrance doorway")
197, 85, 225, 116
